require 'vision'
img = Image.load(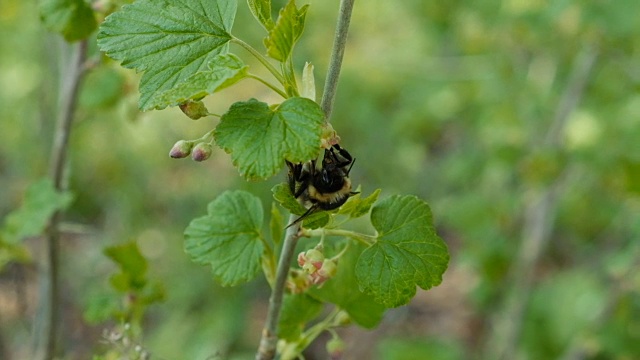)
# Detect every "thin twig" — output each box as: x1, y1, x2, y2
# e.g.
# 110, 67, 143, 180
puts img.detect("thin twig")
321, 0, 356, 121
486, 47, 598, 360
32, 39, 89, 360
256, 215, 301, 360
255, 2, 356, 359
